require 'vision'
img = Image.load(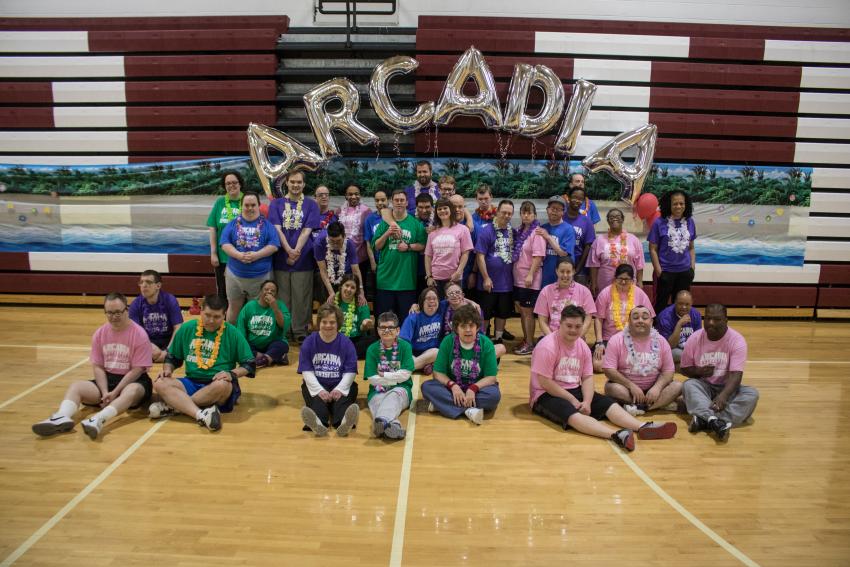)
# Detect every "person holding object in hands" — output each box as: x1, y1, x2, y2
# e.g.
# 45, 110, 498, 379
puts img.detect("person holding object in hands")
425, 198, 473, 298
